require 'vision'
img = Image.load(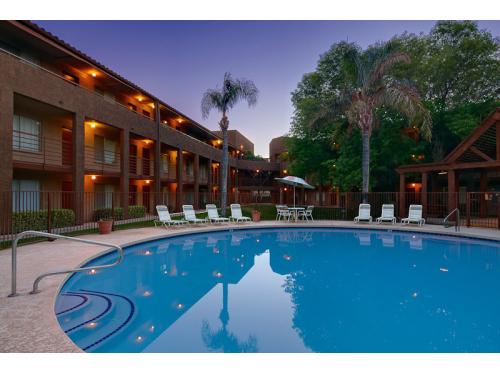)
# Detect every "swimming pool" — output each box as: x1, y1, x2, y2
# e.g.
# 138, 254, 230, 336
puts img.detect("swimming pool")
55, 227, 500, 353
